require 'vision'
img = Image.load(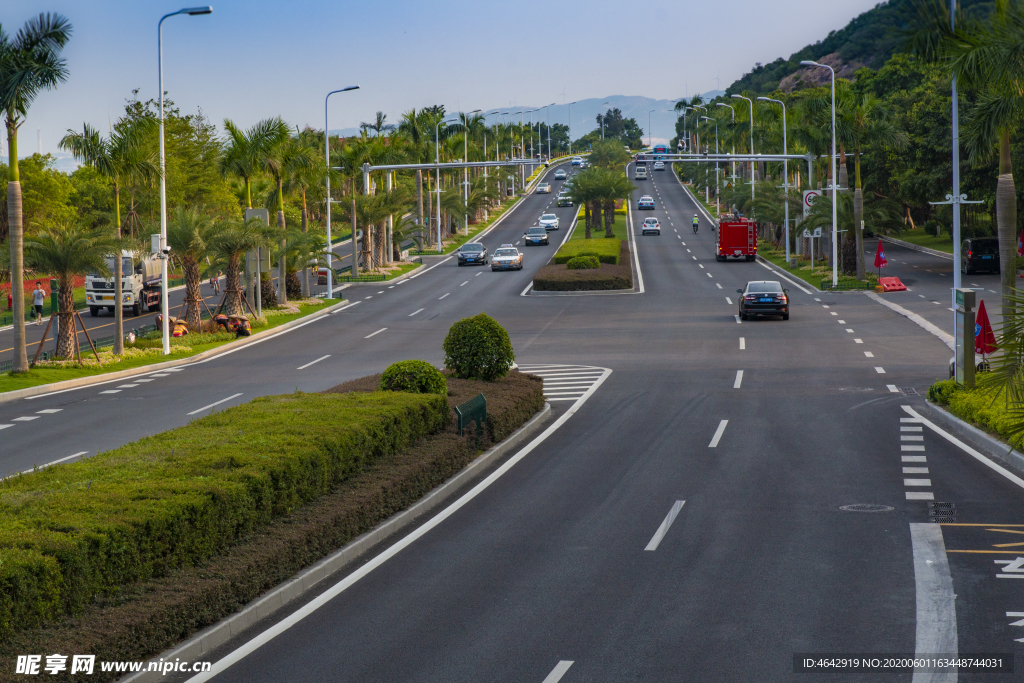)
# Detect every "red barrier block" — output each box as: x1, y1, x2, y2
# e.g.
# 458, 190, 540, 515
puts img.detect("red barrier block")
878, 276, 907, 292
